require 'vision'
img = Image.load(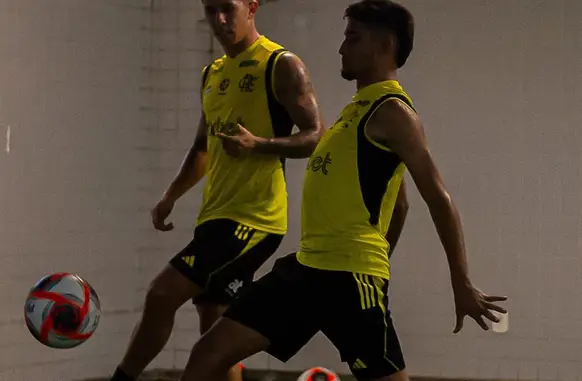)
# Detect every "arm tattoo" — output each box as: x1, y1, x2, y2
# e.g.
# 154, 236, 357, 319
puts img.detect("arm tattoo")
275, 53, 322, 135
253, 53, 324, 158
